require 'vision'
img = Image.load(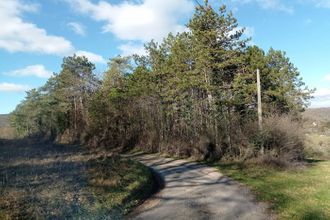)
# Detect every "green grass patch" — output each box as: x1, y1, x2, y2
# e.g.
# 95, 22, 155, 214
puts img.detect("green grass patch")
211, 161, 330, 219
